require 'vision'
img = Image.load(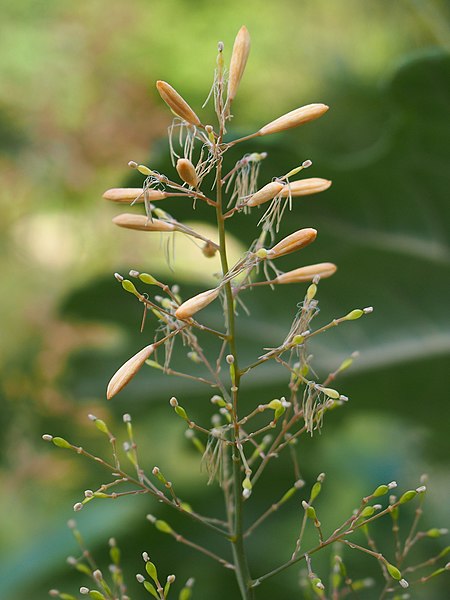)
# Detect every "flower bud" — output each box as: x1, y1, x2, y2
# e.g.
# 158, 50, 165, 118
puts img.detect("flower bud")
107, 345, 154, 400
227, 25, 251, 103
279, 178, 332, 197
112, 213, 175, 232
102, 188, 166, 203
176, 158, 198, 187
275, 262, 337, 284
267, 228, 317, 259
246, 181, 284, 207
258, 104, 329, 136
156, 81, 201, 126
175, 288, 220, 320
